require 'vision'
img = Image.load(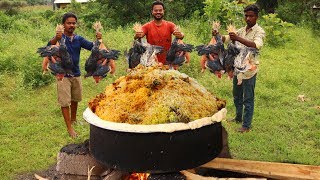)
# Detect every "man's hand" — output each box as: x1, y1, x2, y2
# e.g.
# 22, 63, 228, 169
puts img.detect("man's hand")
135, 31, 145, 39
229, 32, 238, 42
212, 29, 219, 36
96, 32, 102, 40
50, 31, 62, 45
173, 31, 184, 39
